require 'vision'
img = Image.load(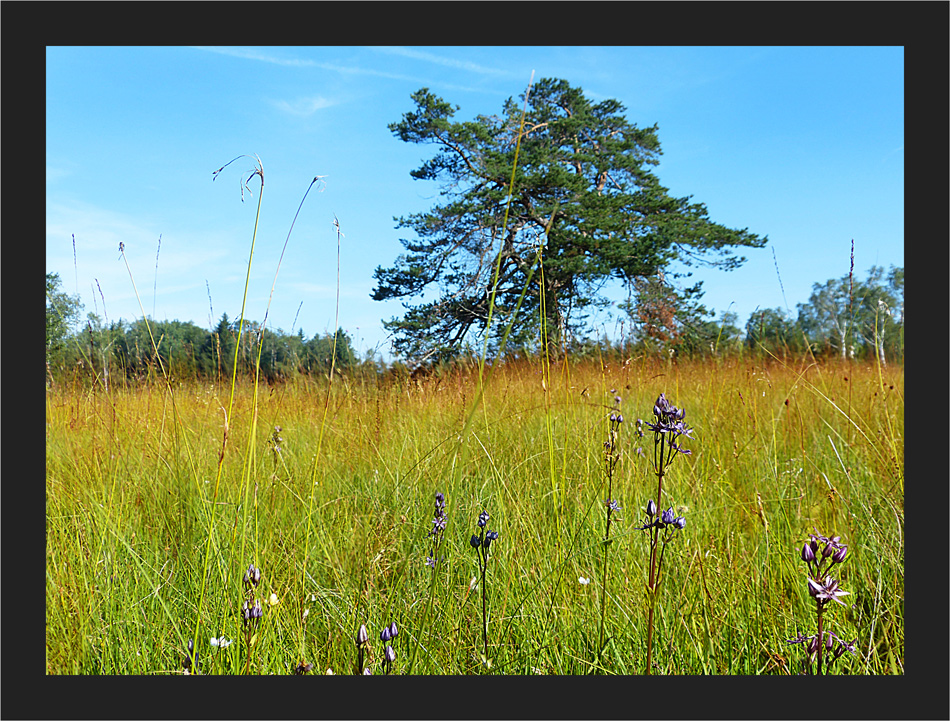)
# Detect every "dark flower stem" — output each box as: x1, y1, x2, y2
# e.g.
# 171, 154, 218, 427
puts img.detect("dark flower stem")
480, 548, 489, 661
598, 407, 622, 656
644, 431, 667, 675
